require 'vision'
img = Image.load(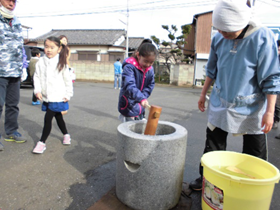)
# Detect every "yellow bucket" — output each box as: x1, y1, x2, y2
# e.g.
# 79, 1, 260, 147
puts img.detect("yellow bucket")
201, 151, 280, 210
